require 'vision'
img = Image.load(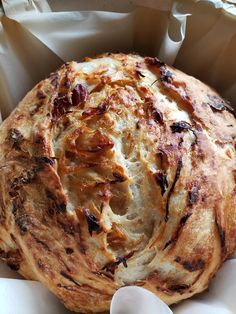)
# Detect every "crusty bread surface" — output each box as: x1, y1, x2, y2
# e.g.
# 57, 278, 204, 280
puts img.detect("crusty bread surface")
0, 53, 235, 313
